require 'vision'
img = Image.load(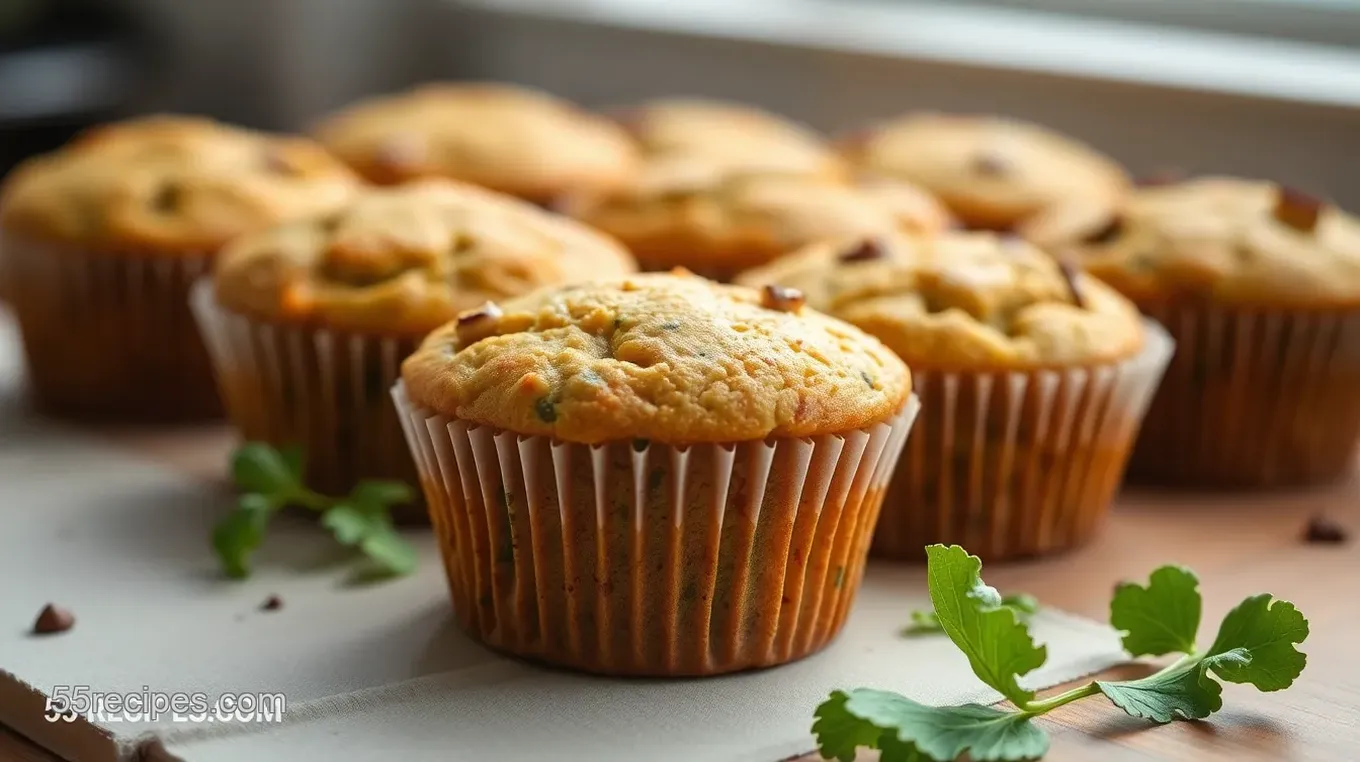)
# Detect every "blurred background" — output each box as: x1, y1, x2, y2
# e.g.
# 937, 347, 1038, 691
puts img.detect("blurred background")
3, 0, 1359, 202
